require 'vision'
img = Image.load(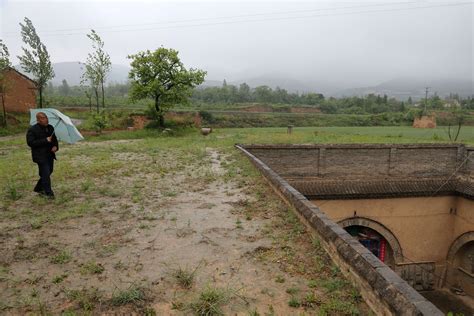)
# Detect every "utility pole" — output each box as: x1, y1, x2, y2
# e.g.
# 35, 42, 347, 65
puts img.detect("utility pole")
424, 87, 430, 115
